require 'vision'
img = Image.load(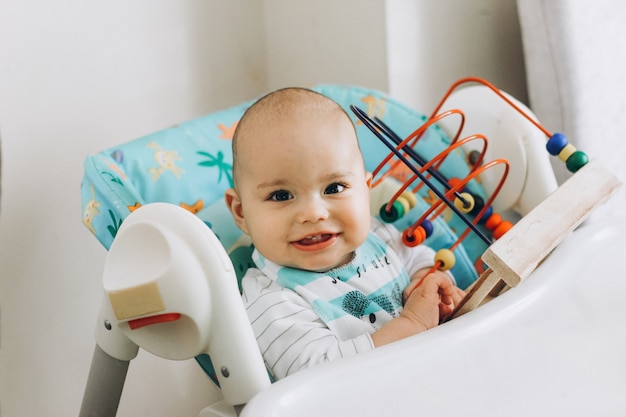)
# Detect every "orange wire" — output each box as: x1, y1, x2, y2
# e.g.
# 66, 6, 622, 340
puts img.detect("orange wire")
429, 76, 552, 138
400, 134, 489, 237
371, 109, 466, 188
375, 77, 545, 262
446, 158, 510, 252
